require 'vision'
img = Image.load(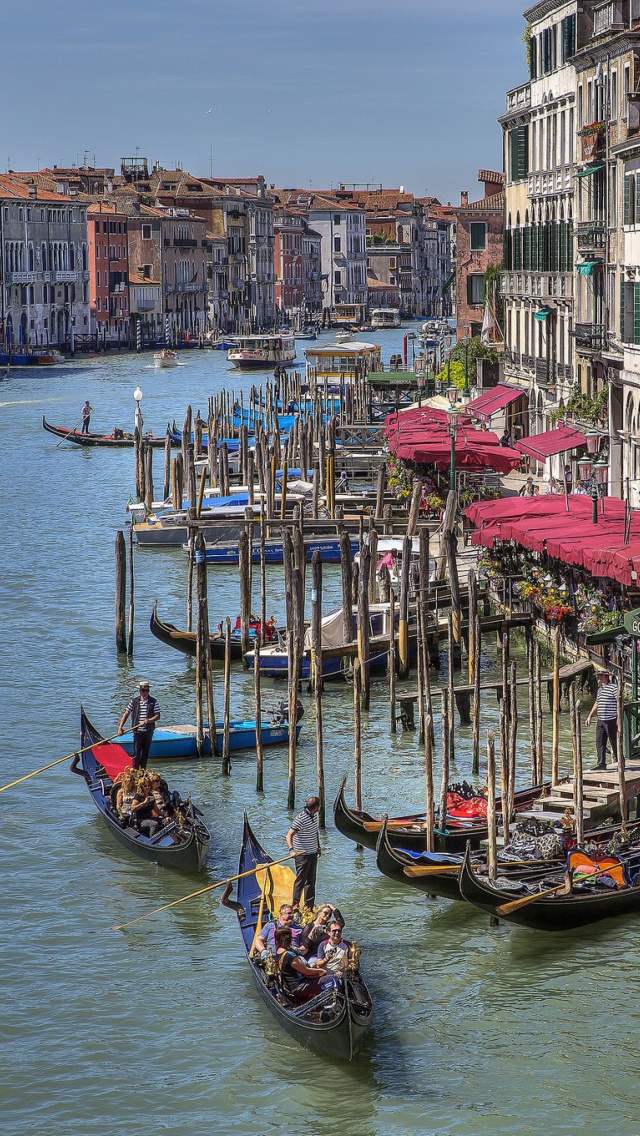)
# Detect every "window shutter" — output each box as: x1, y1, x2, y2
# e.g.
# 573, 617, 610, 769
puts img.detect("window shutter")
530, 37, 537, 80
566, 224, 573, 271
523, 226, 531, 269
620, 275, 626, 342
550, 224, 559, 271
467, 275, 474, 306
559, 223, 566, 272
635, 176, 640, 227
509, 126, 528, 182
624, 174, 632, 225
634, 282, 640, 346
